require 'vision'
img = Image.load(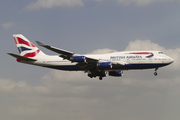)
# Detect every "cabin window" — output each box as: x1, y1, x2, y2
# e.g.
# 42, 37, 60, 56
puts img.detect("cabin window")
158, 52, 163, 54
